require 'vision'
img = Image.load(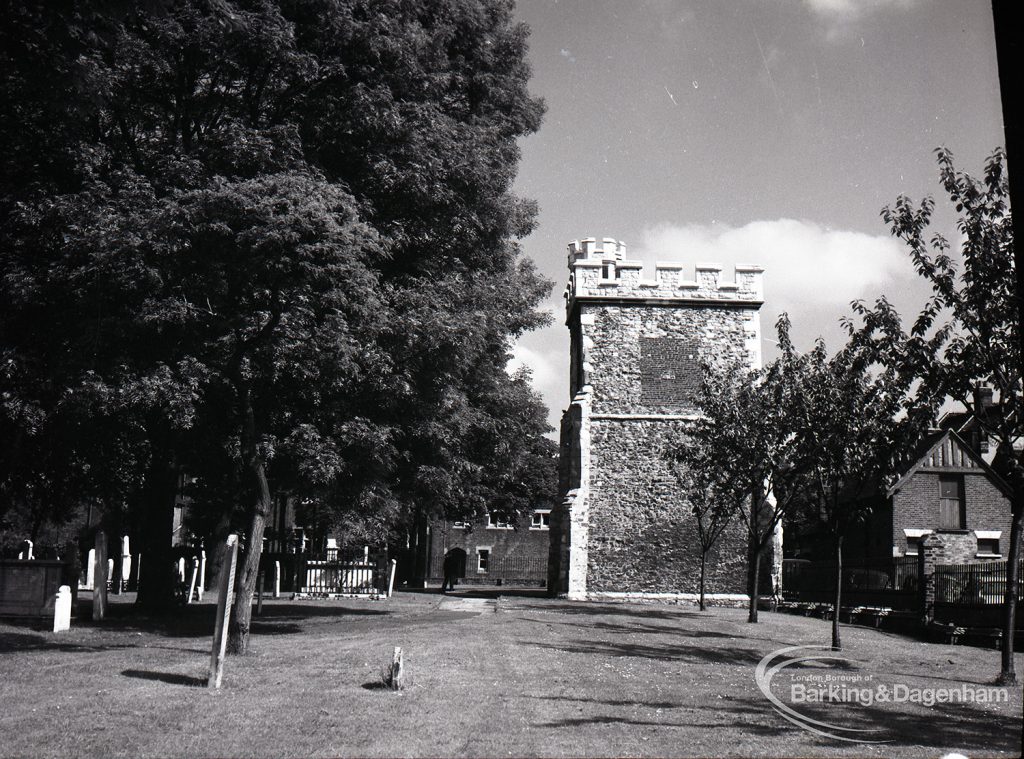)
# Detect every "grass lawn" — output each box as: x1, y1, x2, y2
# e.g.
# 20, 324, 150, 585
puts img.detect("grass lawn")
1, 589, 1021, 758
